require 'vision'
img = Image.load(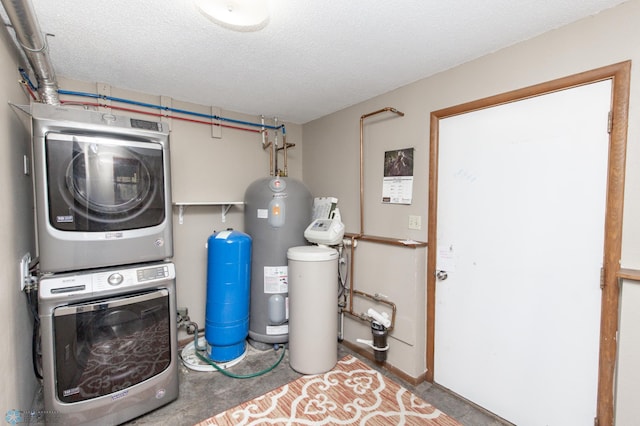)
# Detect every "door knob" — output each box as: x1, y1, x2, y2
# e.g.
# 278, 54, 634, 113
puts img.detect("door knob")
436, 270, 448, 281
